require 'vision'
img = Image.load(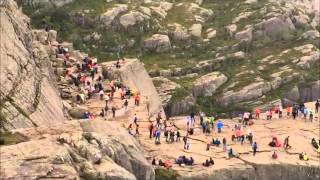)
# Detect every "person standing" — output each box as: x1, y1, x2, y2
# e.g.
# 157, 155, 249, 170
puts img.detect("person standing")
123, 99, 128, 110
252, 142, 258, 156
111, 106, 116, 118
315, 100, 319, 113
148, 122, 153, 139
255, 108, 261, 119
223, 137, 227, 151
